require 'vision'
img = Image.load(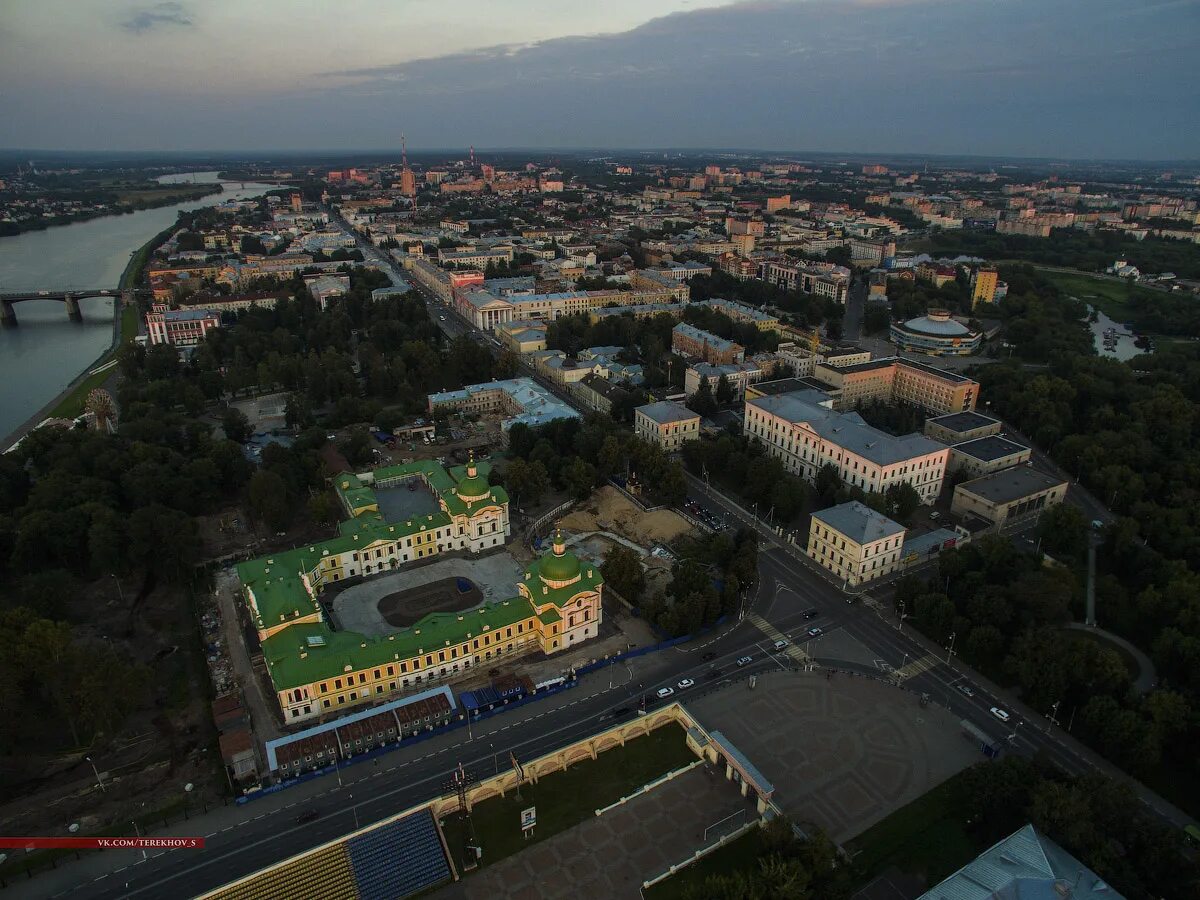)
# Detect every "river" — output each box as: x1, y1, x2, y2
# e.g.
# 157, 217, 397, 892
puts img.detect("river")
0, 172, 277, 443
